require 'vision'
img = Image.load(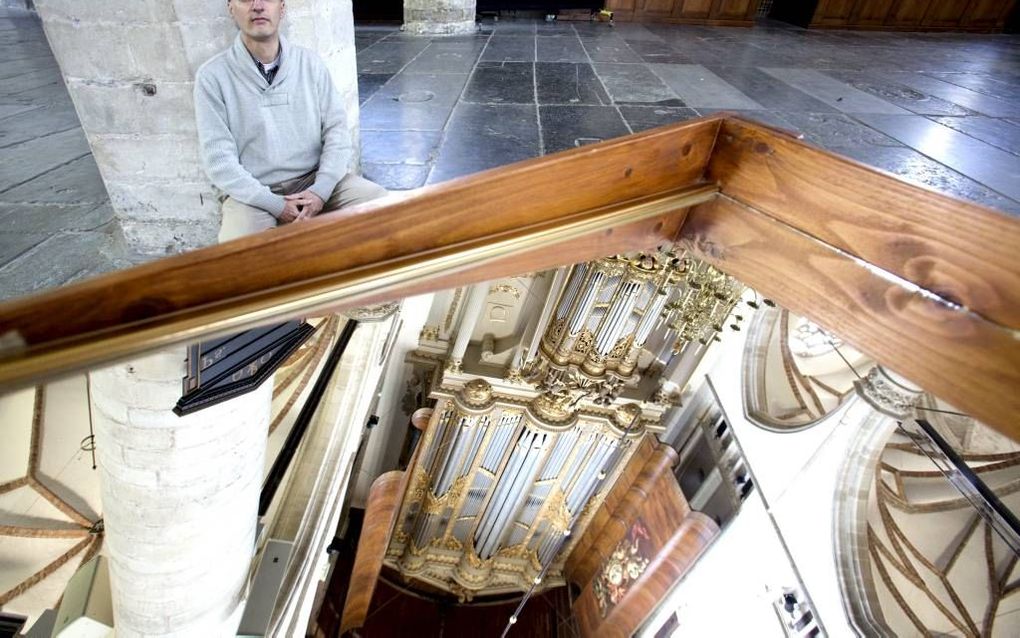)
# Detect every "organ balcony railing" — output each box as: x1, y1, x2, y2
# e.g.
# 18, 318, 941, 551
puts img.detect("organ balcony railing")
0, 113, 1017, 444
